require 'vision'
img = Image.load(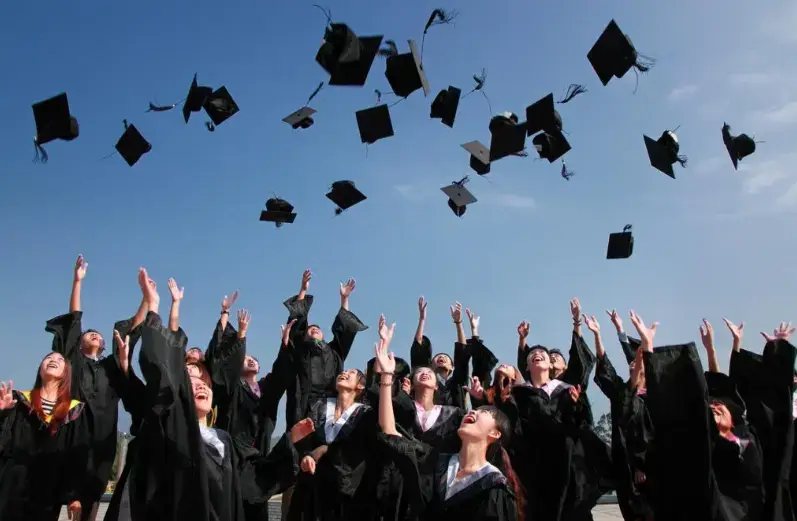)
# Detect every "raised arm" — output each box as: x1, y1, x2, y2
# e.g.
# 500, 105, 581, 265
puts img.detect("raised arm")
46, 256, 89, 358
584, 315, 623, 402
327, 278, 368, 361
283, 270, 314, 342
209, 310, 250, 404
516, 321, 530, 378
606, 308, 640, 365
699, 319, 721, 373
468, 309, 498, 388
69, 254, 87, 313
451, 302, 467, 345
415, 296, 427, 344
376, 317, 400, 436
560, 299, 596, 388
167, 278, 185, 332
